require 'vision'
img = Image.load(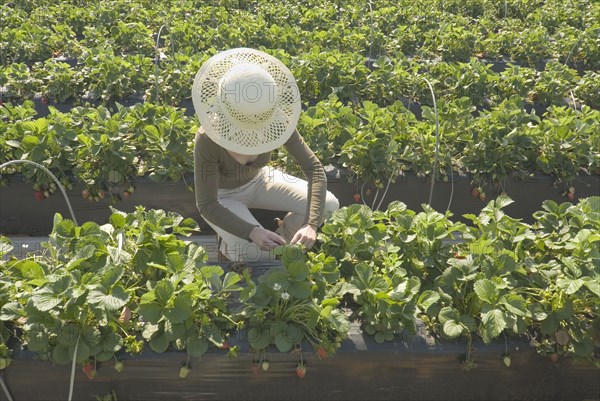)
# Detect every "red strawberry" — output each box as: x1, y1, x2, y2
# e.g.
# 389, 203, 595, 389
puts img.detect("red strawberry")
82, 363, 96, 380
218, 341, 229, 350
34, 190, 44, 202
365, 188, 372, 197
567, 191, 575, 201
41, 96, 49, 105
296, 363, 306, 378
479, 192, 487, 202
82, 189, 90, 199
471, 187, 480, 197
549, 353, 559, 363
317, 347, 328, 359
122, 190, 131, 199
353, 191, 361, 203
251, 362, 261, 374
